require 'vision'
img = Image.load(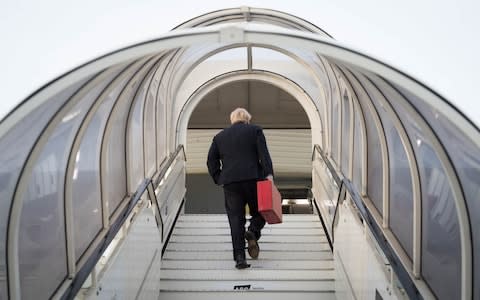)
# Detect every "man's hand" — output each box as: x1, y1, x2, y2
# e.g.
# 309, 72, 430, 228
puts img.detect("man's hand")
266, 175, 274, 182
